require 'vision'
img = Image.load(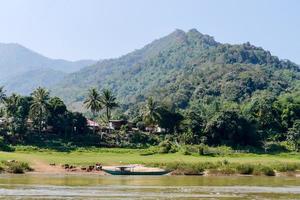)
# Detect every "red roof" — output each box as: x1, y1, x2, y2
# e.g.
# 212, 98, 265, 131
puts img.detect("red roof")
87, 119, 100, 127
